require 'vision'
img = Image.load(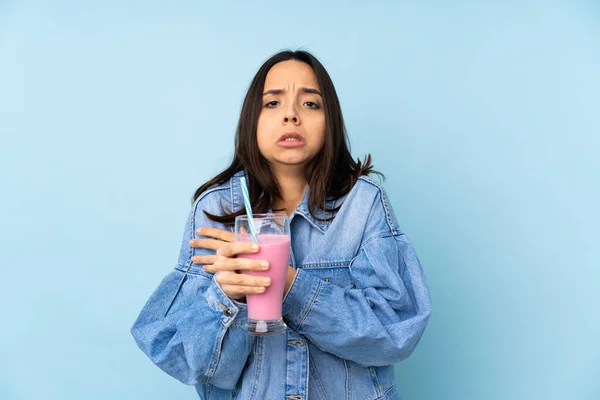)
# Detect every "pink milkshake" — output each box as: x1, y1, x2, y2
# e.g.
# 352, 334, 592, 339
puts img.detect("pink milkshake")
235, 212, 290, 335
239, 234, 291, 321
